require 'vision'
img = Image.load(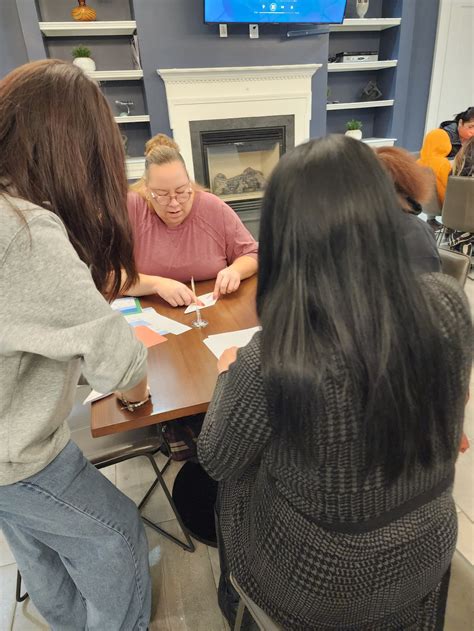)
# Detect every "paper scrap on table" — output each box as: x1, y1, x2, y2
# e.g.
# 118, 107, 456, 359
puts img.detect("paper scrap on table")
134, 325, 168, 348
111, 297, 142, 315
141, 308, 191, 336
203, 326, 262, 359
82, 389, 113, 405
184, 292, 217, 314
124, 309, 190, 336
